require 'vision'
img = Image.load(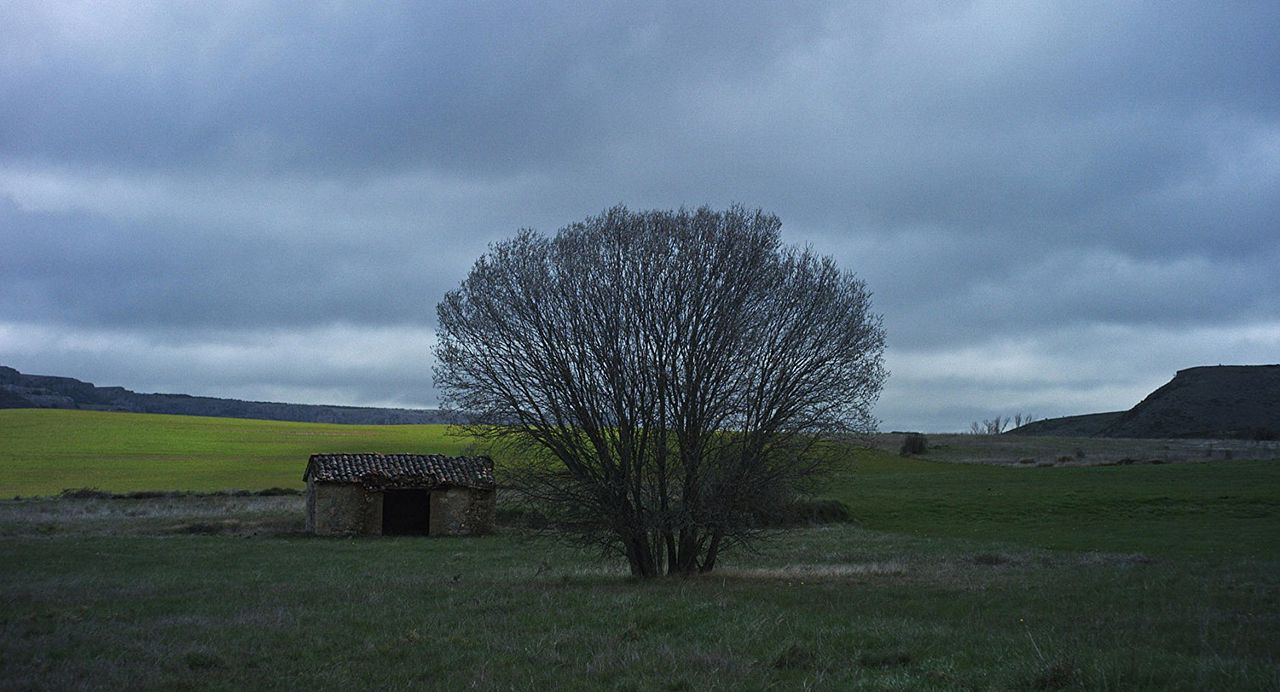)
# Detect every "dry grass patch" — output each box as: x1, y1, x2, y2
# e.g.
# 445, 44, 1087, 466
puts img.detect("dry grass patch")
717, 562, 908, 581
